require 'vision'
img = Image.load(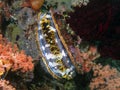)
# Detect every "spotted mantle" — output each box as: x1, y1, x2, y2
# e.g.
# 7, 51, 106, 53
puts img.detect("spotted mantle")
36, 11, 76, 80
